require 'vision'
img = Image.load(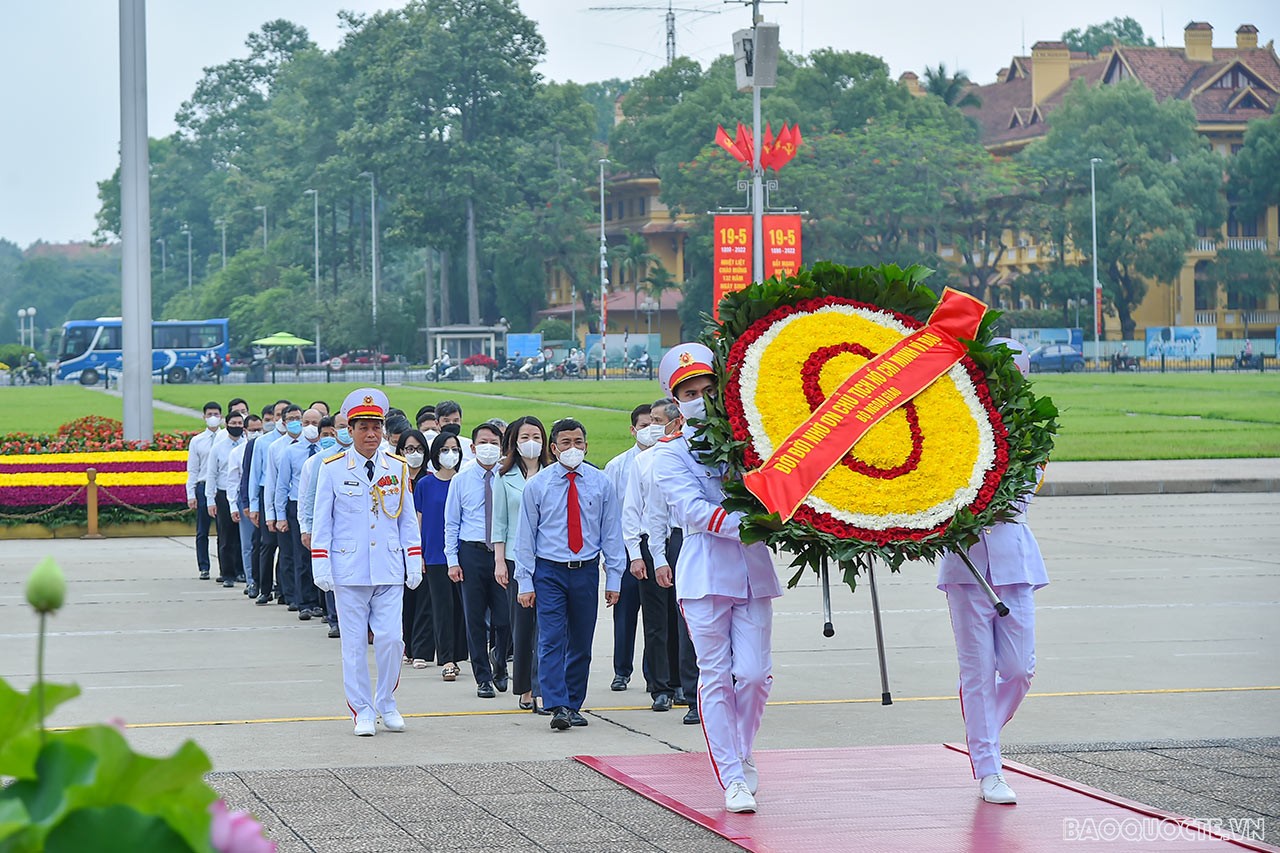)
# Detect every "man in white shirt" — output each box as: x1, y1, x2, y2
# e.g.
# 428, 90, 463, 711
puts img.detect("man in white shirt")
604, 404, 656, 701
227, 413, 262, 598
202, 409, 247, 587
185, 401, 223, 580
